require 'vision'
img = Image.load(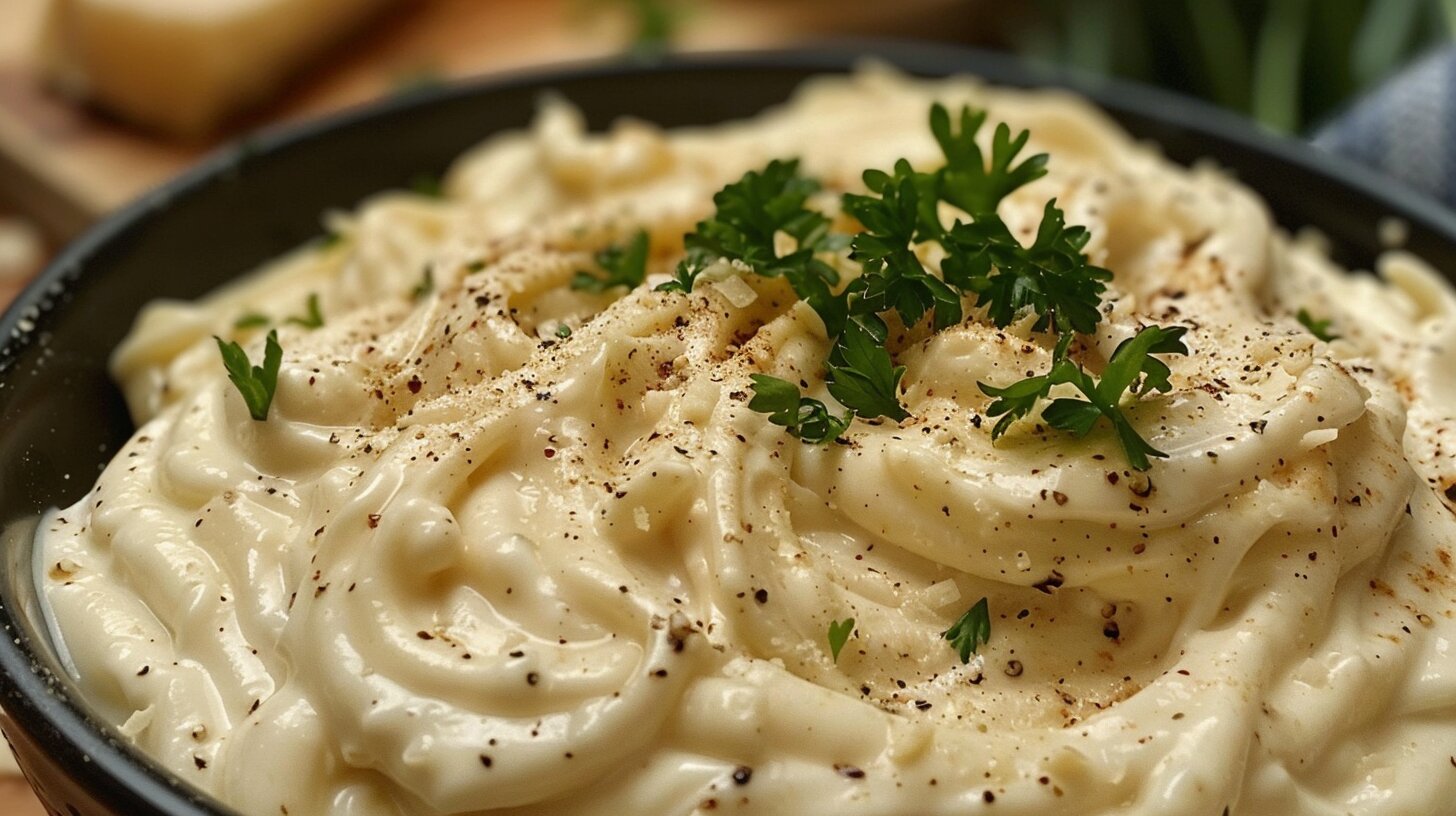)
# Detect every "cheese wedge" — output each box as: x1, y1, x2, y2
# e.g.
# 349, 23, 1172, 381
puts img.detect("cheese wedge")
39, 0, 392, 137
